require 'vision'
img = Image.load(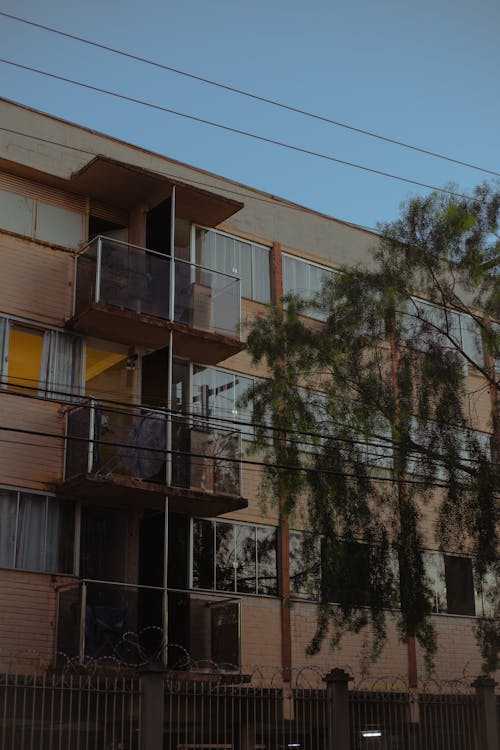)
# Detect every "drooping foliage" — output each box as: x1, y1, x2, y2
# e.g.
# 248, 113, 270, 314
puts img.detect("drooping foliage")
244, 184, 500, 673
